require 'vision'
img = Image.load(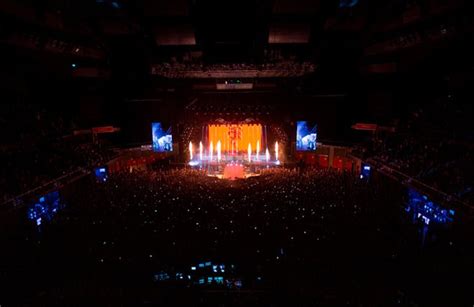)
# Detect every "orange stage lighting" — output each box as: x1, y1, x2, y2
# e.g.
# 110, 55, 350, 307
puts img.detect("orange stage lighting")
208, 124, 262, 153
